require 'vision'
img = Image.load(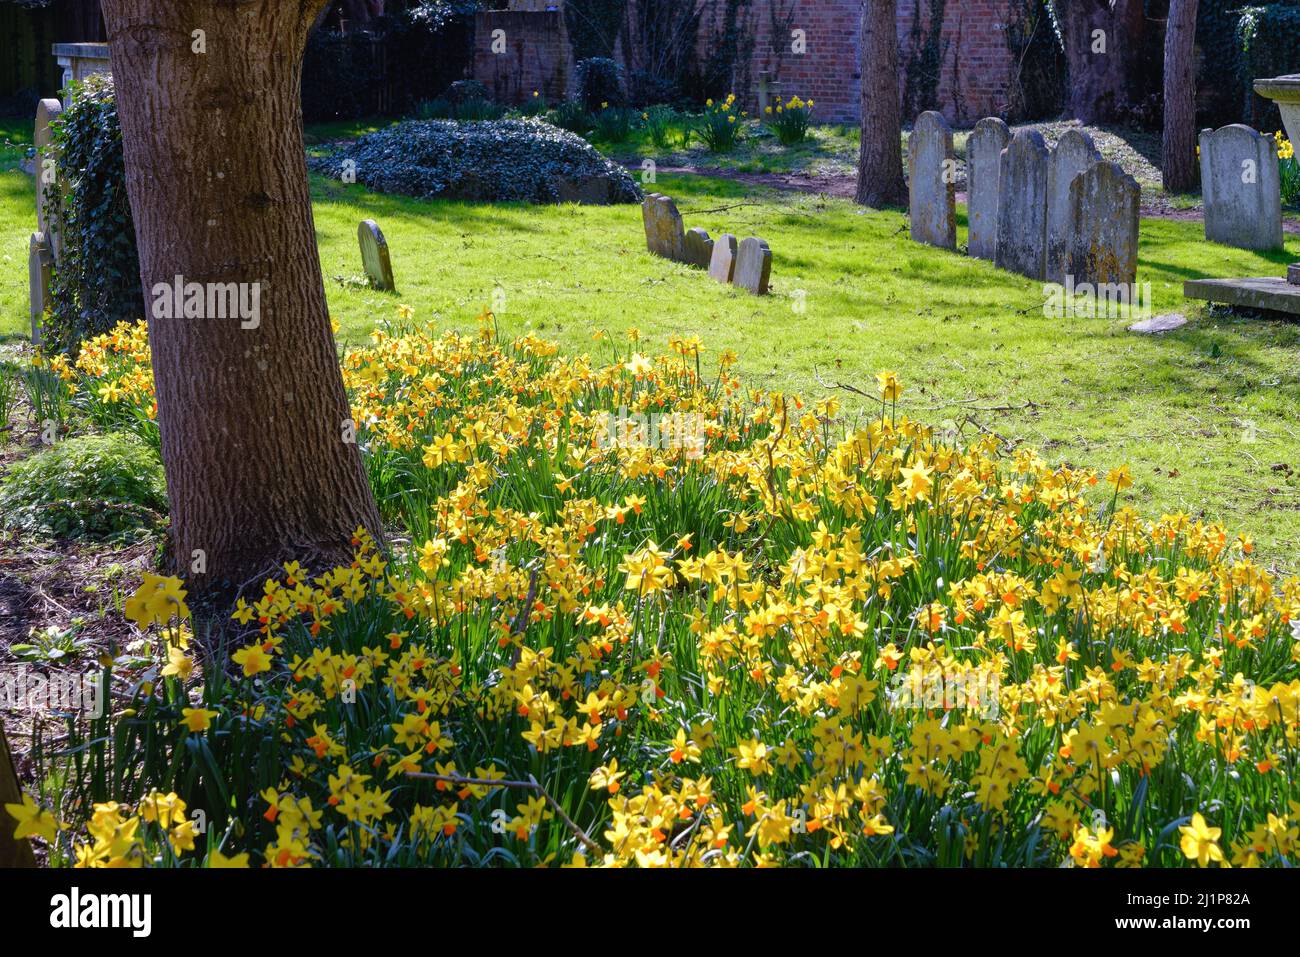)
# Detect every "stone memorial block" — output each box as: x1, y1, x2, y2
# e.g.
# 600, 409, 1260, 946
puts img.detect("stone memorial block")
966, 117, 1010, 260
28, 232, 53, 346
358, 219, 395, 291
708, 233, 738, 283
995, 130, 1051, 280
1046, 128, 1101, 283
645, 193, 686, 261
1199, 124, 1283, 251
732, 237, 771, 295
35, 98, 63, 243
907, 111, 956, 250
1067, 160, 1140, 288
684, 227, 714, 269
